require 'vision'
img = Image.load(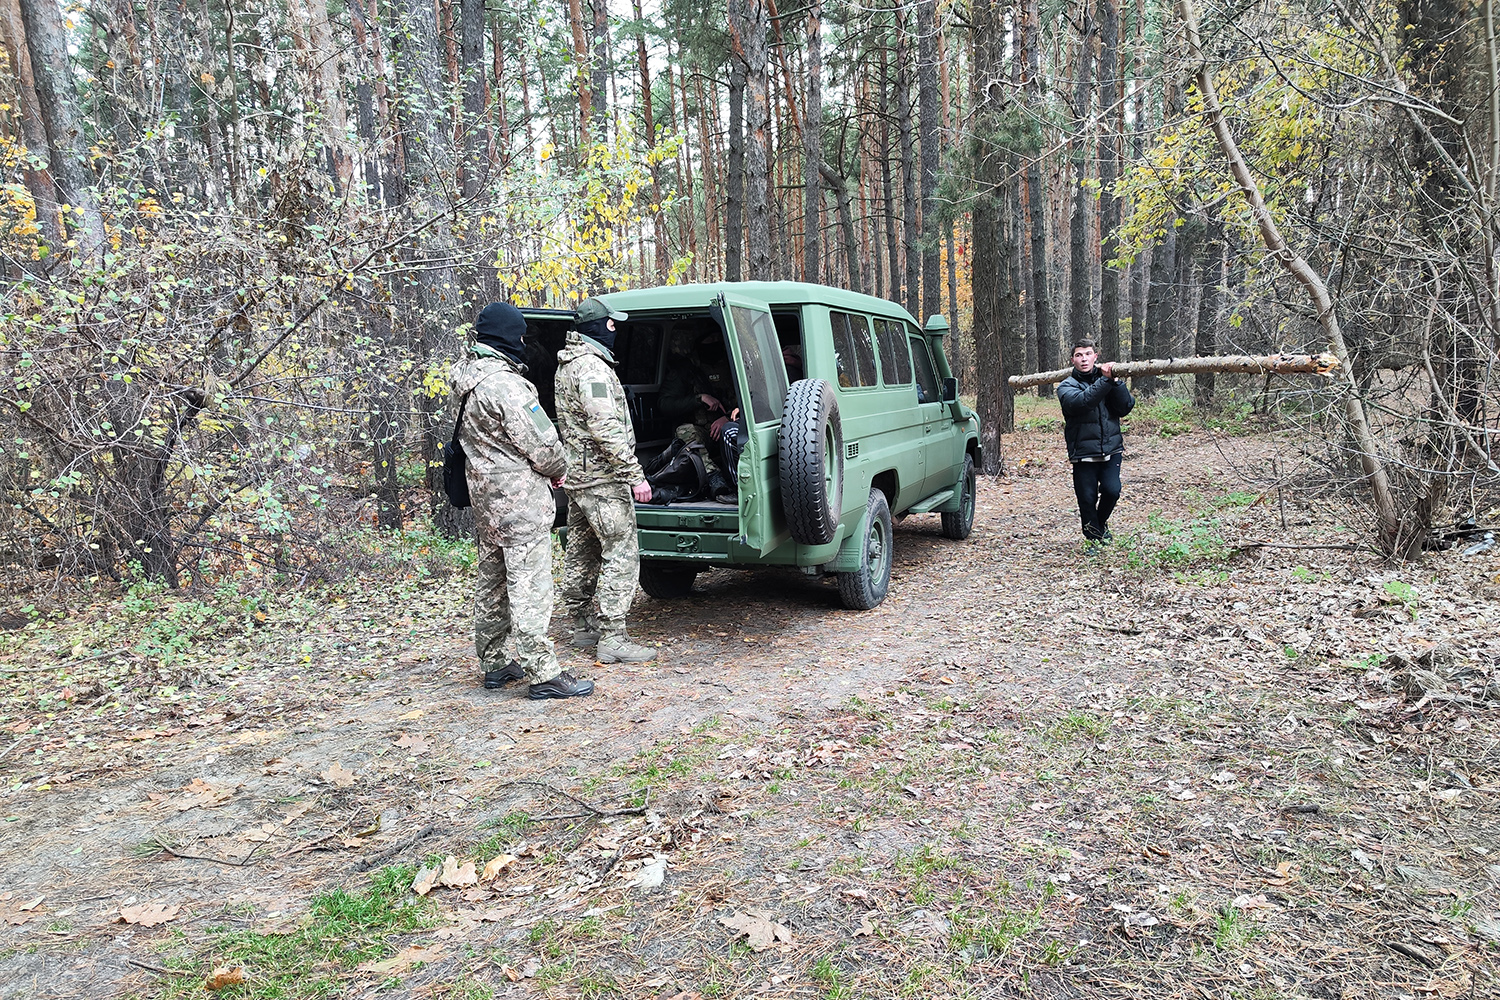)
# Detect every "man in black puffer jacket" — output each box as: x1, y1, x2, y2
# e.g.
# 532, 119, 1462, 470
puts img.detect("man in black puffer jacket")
1057, 339, 1135, 542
